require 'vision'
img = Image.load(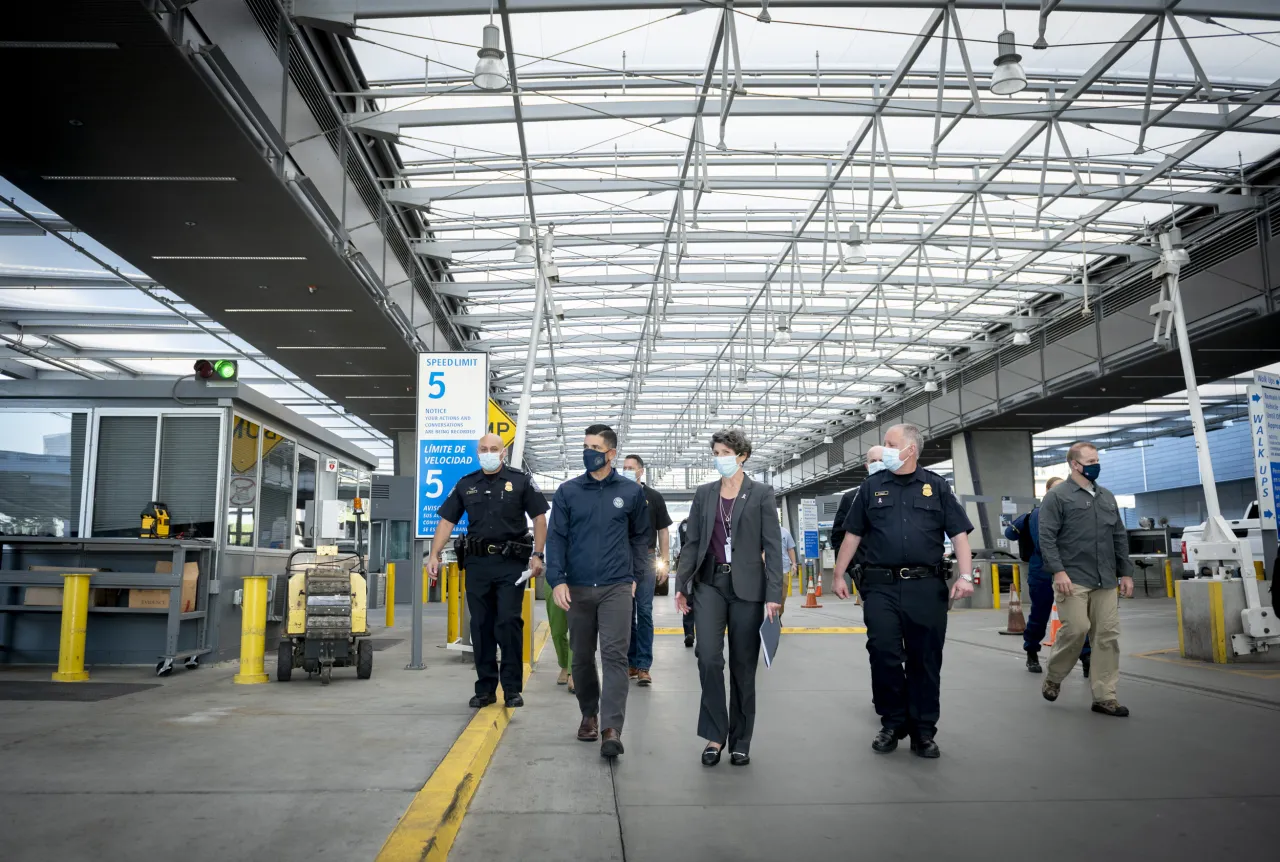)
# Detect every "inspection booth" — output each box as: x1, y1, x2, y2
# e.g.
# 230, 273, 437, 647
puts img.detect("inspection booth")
0, 379, 377, 672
